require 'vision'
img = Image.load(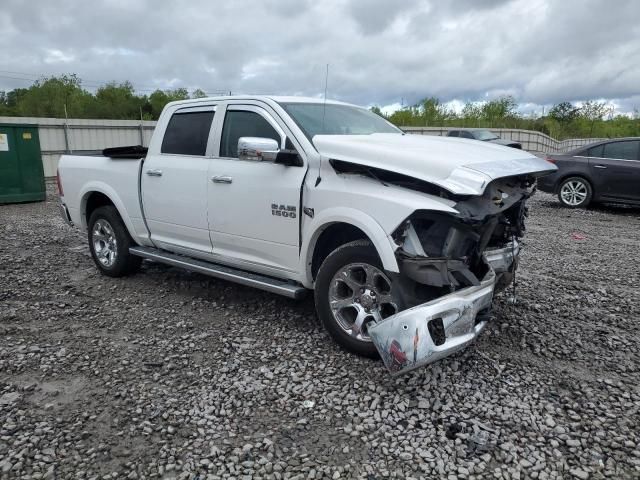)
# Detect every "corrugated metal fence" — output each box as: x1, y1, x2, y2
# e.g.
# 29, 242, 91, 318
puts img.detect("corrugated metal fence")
403, 127, 606, 153
0, 116, 156, 177
0, 116, 606, 177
